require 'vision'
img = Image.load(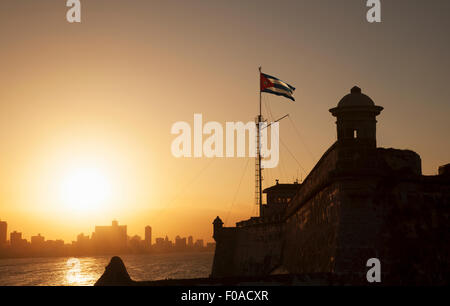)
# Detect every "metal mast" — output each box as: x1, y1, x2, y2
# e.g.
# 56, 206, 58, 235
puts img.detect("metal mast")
255, 67, 290, 217
256, 67, 263, 216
